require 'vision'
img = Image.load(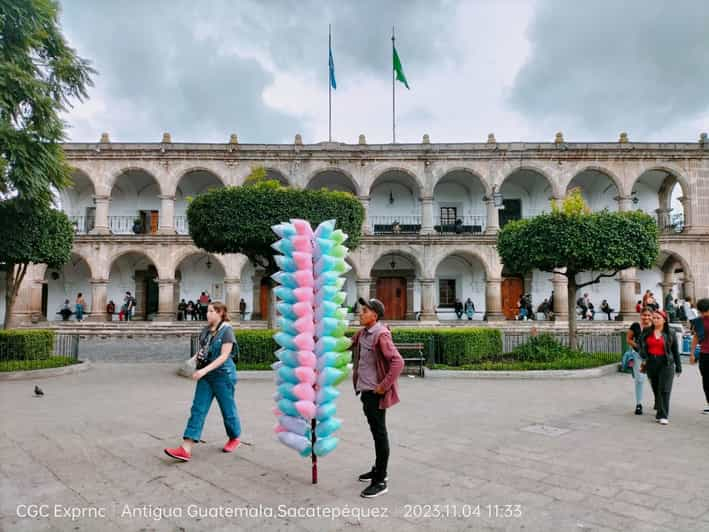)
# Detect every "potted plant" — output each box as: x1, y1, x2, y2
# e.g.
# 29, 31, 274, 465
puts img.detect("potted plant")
132, 217, 143, 234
